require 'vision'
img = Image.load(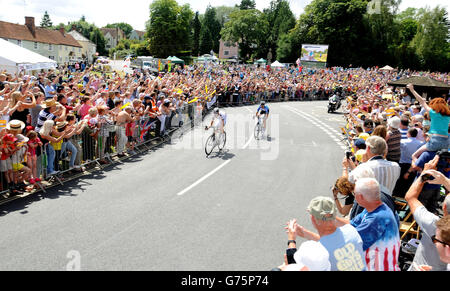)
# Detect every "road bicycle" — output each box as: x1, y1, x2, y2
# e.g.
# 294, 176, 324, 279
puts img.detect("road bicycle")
204, 125, 226, 156
254, 114, 266, 140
